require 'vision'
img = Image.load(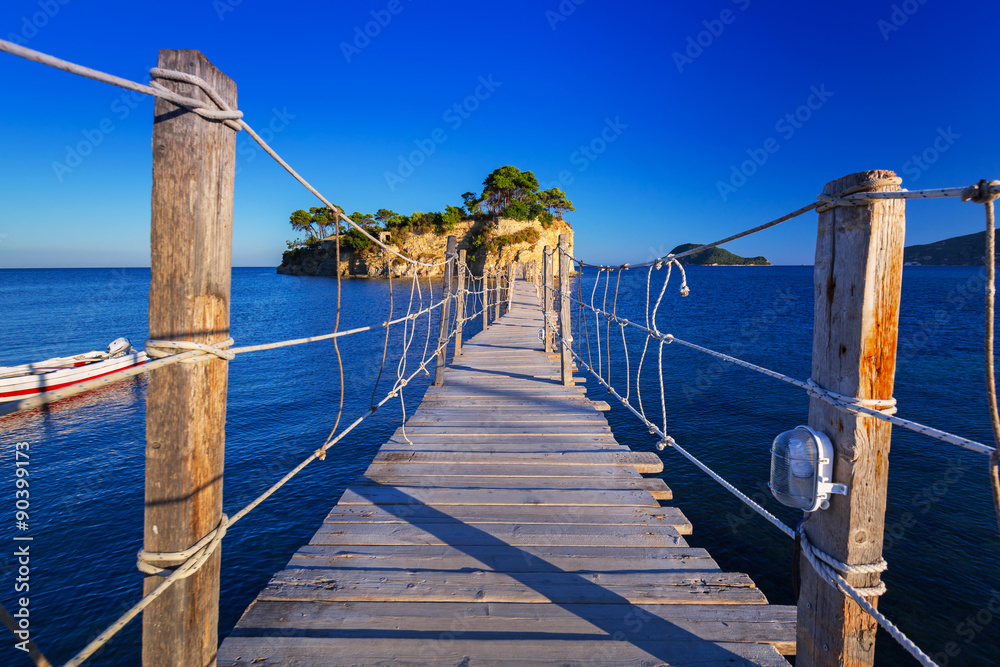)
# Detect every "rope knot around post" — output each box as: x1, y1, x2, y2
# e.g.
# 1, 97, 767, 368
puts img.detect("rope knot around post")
960, 179, 1000, 204
137, 514, 229, 579
798, 529, 888, 598
145, 337, 235, 363
805, 378, 898, 415
814, 176, 903, 212
149, 68, 243, 130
